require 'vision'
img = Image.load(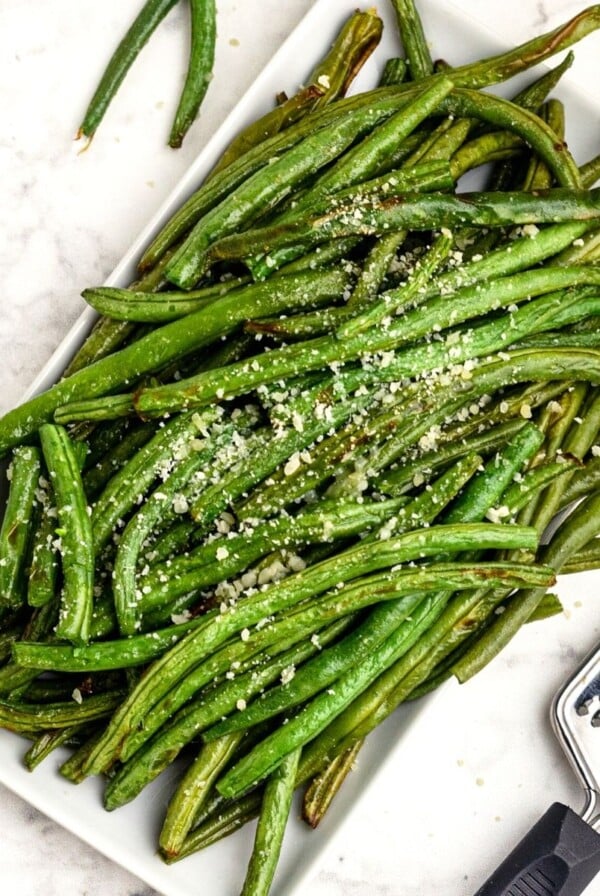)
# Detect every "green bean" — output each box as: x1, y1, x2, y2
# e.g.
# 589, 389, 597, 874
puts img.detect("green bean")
528, 592, 564, 621
0, 597, 59, 696
559, 455, 600, 509
116, 584, 416, 766
63, 318, 138, 379
6, 10, 600, 870
81, 418, 132, 471
112, 436, 220, 635
81, 278, 245, 323
390, 587, 520, 699
160, 732, 244, 857
516, 331, 600, 352
78, 0, 180, 140
300, 352, 591, 473
191, 85, 585, 277
328, 295, 597, 402
138, 93, 397, 272
24, 724, 91, 771
27, 495, 59, 609
211, 10, 383, 173
553, 225, 600, 265
401, 117, 455, 167
524, 100, 565, 192
239, 747, 300, 896
421, 587, 544, 693
0, 446, 41, 612
167, 792, 263, 860
168, 0, 216, 148
562, 538, 600, 574
140, 518, 197, 565
344, 232, 406, 313
236, 400, 408, 521
366, 385, 545, 500
22, 672, 122, 704
107, 606, 352, 768
290, 80, 454, 211
582, 153, 600, 189
59, 729, 106, 784
417, 88, 581, 174
277, 237, 362, 277
410, 118, 474, 168
518, 382, 588, 531
55, 393, 136, 425
494, 460, 576, 517
450, 131, 524, 180
12, 614, 209, 673
302, 739, 364, 828
368, 453, 484, 536
238, 395, 480, 522
379, 58, 407, 87
445, 383, 570, 446
531, 389, 600, 536
249, 219, 596, 340
389, 0, 433, 80
63, 249, 180, 379
434, 7, 600, 91
38, 425, 94, 645
400, 220, 595, 307
320, 450, 480, 537
444, 424, 543, 523
329, 588, 505, 756
0, 690, 125, 736
0, 625, 22, 666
